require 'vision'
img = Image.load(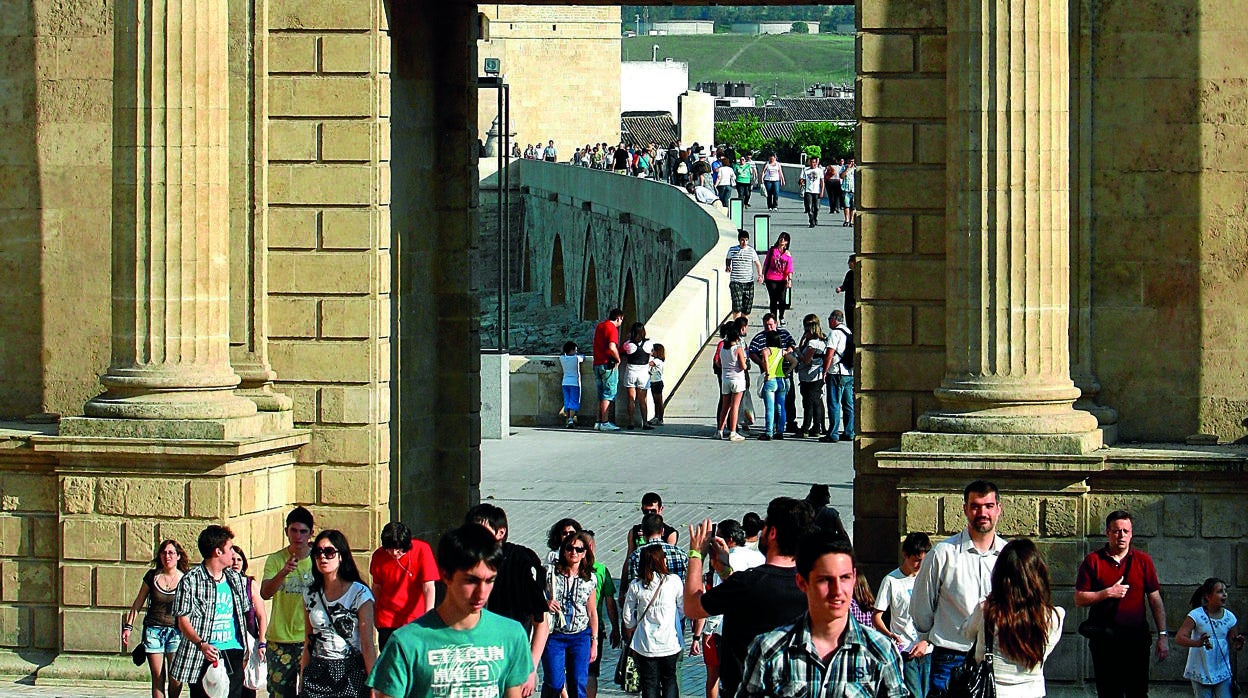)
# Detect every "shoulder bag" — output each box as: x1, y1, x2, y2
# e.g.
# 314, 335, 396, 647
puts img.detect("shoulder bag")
1078, 555, 1132, 640
615, 575, 666, 694
944, 620, 995, 698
